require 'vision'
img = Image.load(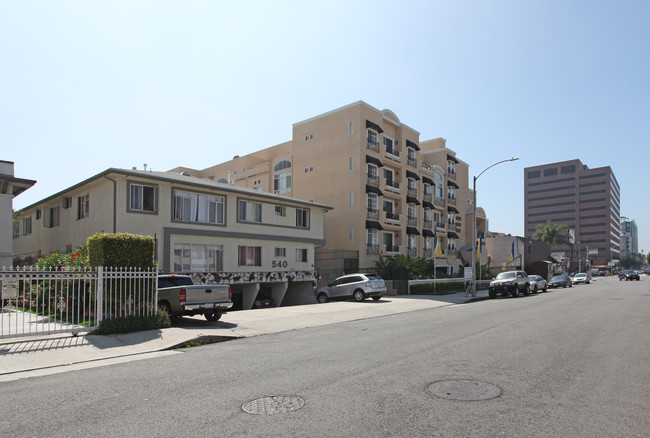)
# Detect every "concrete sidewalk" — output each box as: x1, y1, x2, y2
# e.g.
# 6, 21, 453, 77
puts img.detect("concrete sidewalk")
0, 290, 488, 382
